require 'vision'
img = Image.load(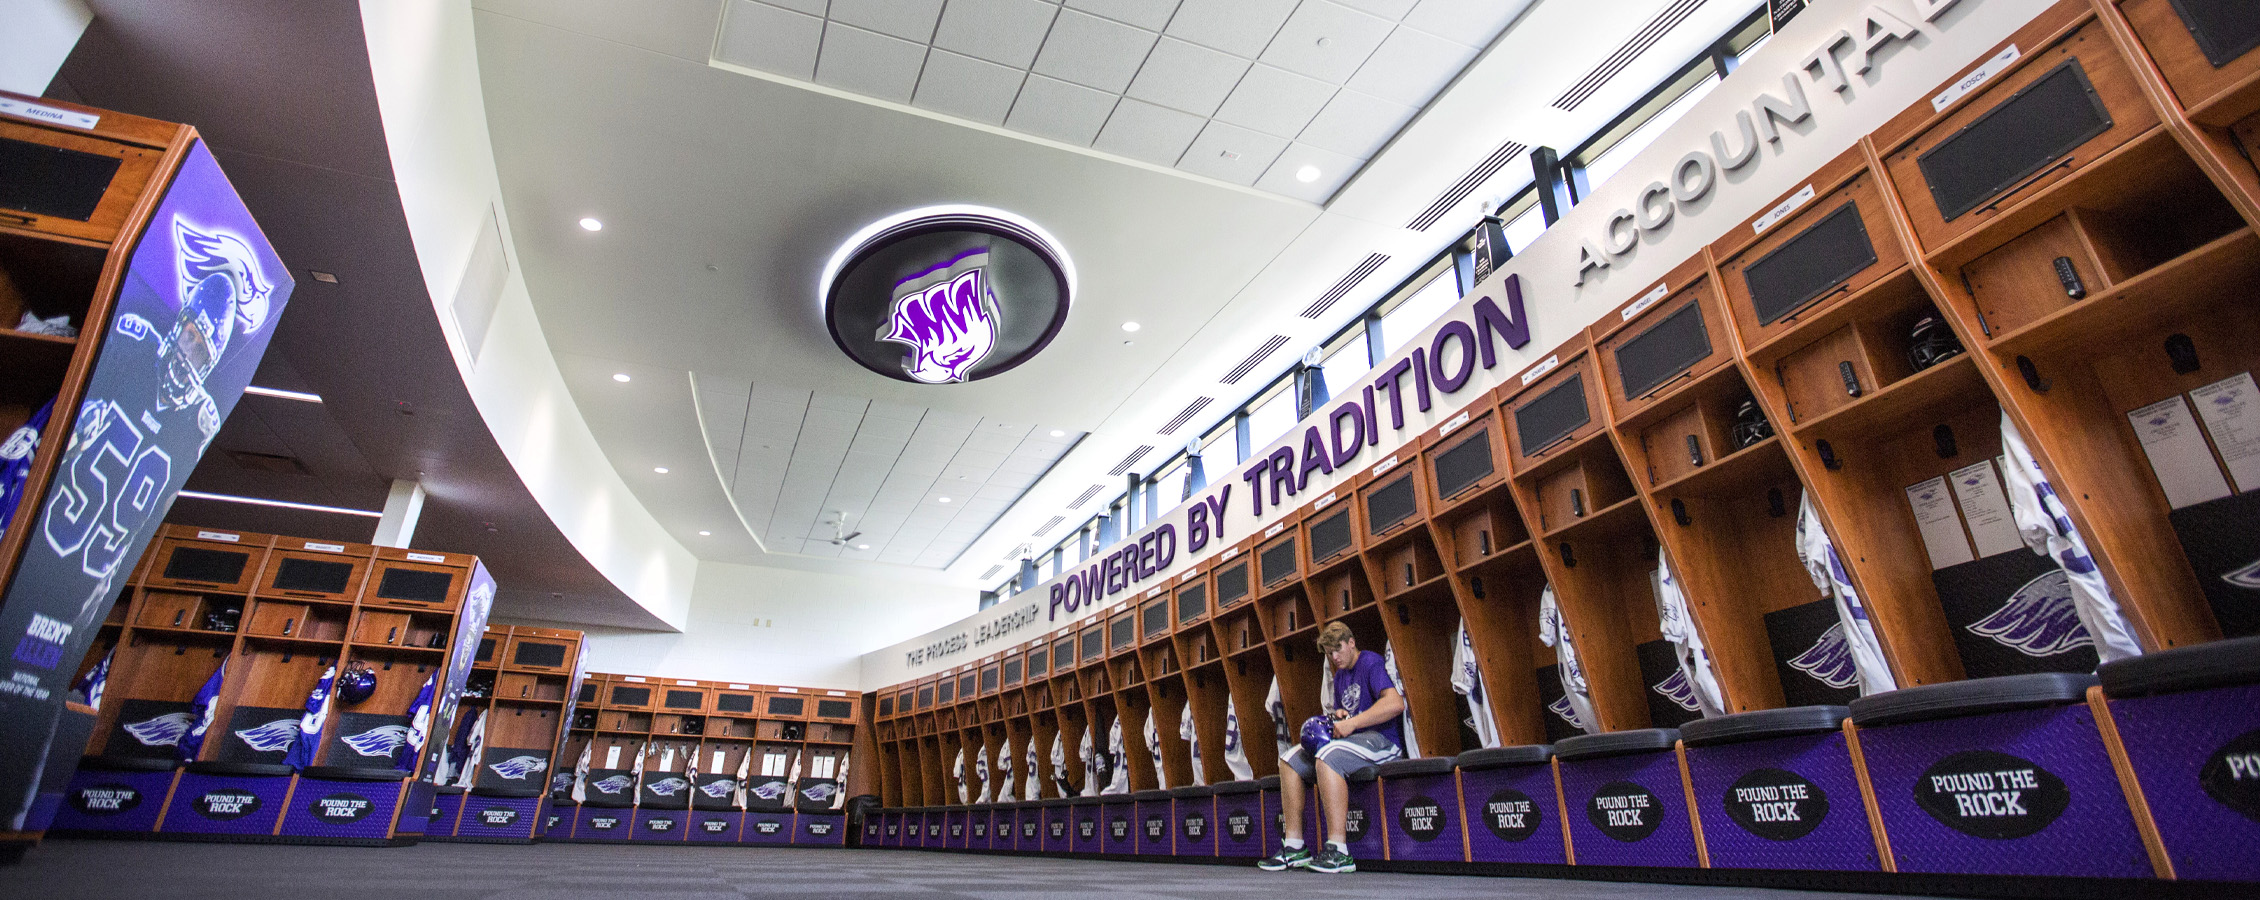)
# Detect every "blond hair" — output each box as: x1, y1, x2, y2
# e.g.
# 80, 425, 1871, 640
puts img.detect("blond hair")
1316, 621, 1355, 651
